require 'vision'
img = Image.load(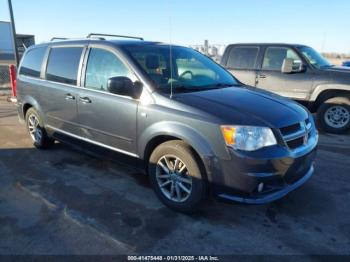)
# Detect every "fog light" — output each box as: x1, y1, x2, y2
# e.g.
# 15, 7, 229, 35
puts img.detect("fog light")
258, 183, 264, 193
